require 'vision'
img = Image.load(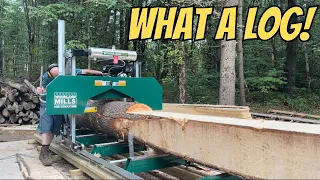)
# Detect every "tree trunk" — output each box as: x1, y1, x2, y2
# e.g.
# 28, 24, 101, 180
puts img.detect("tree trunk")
1, 39, 5, 80
219, 0, 238, 105
111, 9, 117, 46
123, 9, 129, 50
178, 42, 186, 104
104, 10, 111, 47
271, 38, 277, 67
269, 1, 277, 67
0, 0, 4, 79
23, 0, 35, 80
303, 42, 311, 93
285, 0, 298, 94
119, 9, 124, 49
237, 0, 246, 106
